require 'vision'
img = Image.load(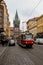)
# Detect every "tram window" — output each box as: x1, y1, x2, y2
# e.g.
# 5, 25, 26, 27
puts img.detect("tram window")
23, 35, 26, 39
21, 35, 26, 39
26, 35, 32, 39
